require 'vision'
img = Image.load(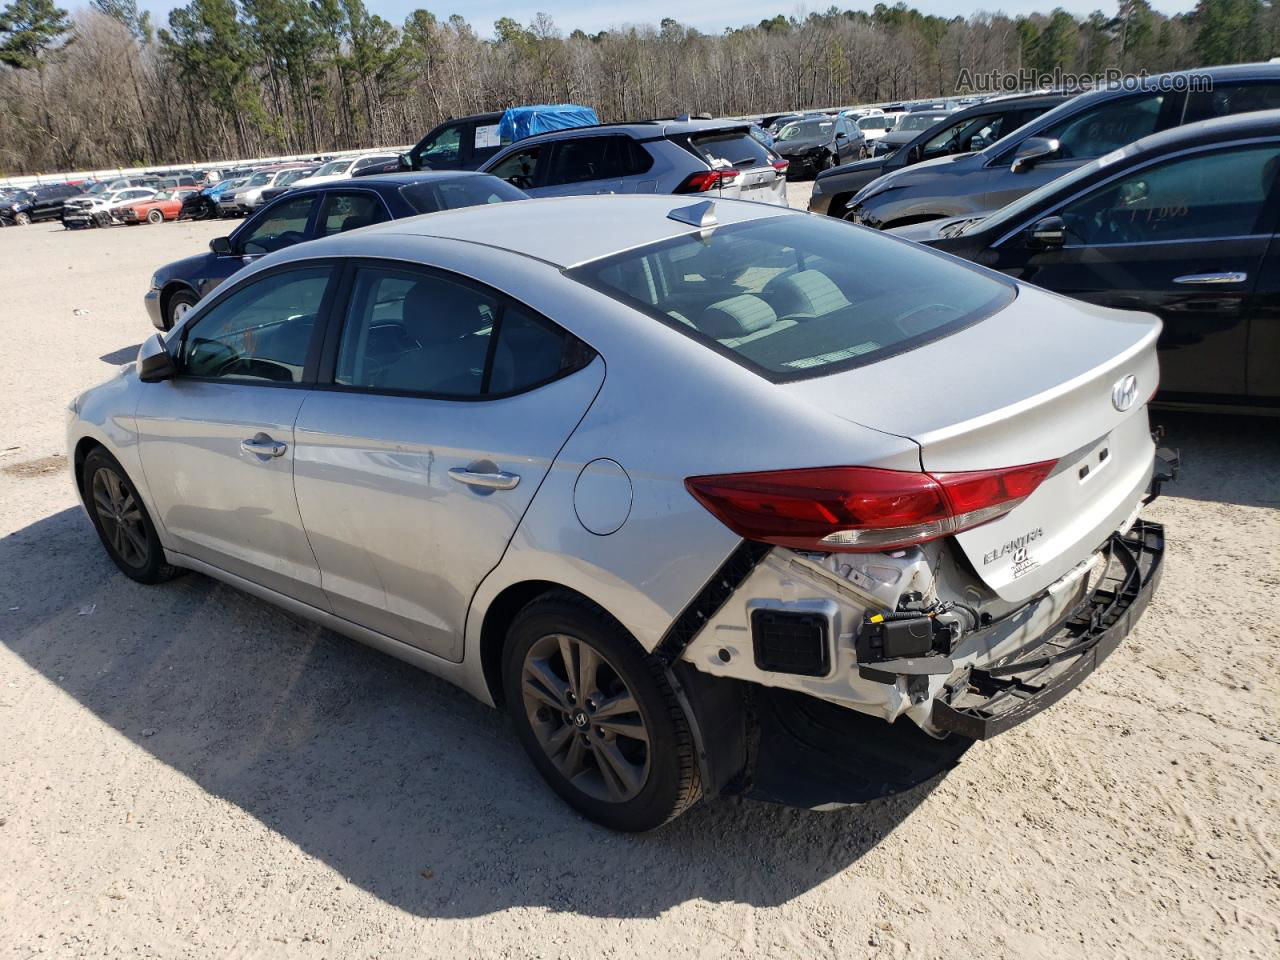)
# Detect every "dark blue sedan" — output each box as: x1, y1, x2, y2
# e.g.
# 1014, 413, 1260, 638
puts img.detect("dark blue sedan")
145, 171, 529, 330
